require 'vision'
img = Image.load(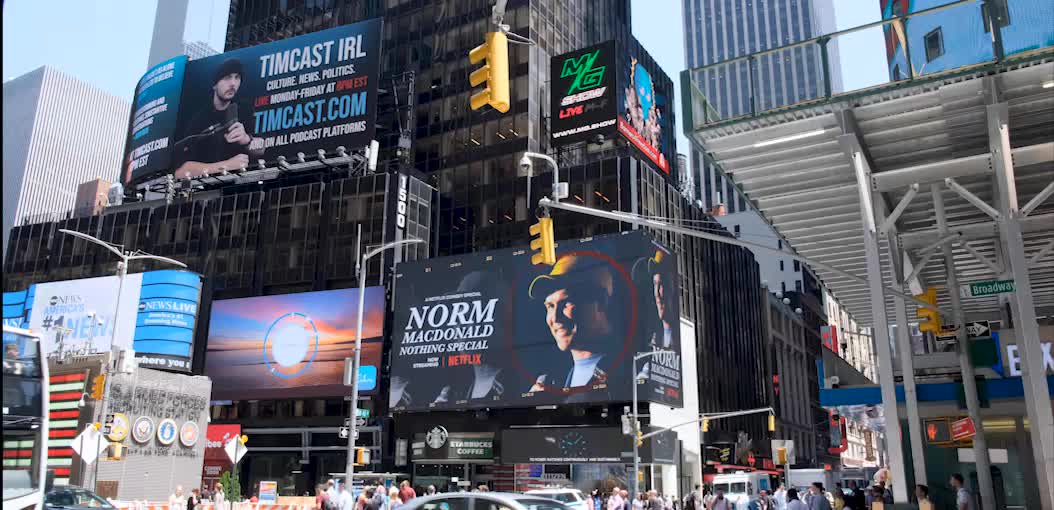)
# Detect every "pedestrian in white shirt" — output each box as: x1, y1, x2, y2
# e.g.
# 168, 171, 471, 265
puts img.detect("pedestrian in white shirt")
785, 489, 806, 510
950, 474, 974, 510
